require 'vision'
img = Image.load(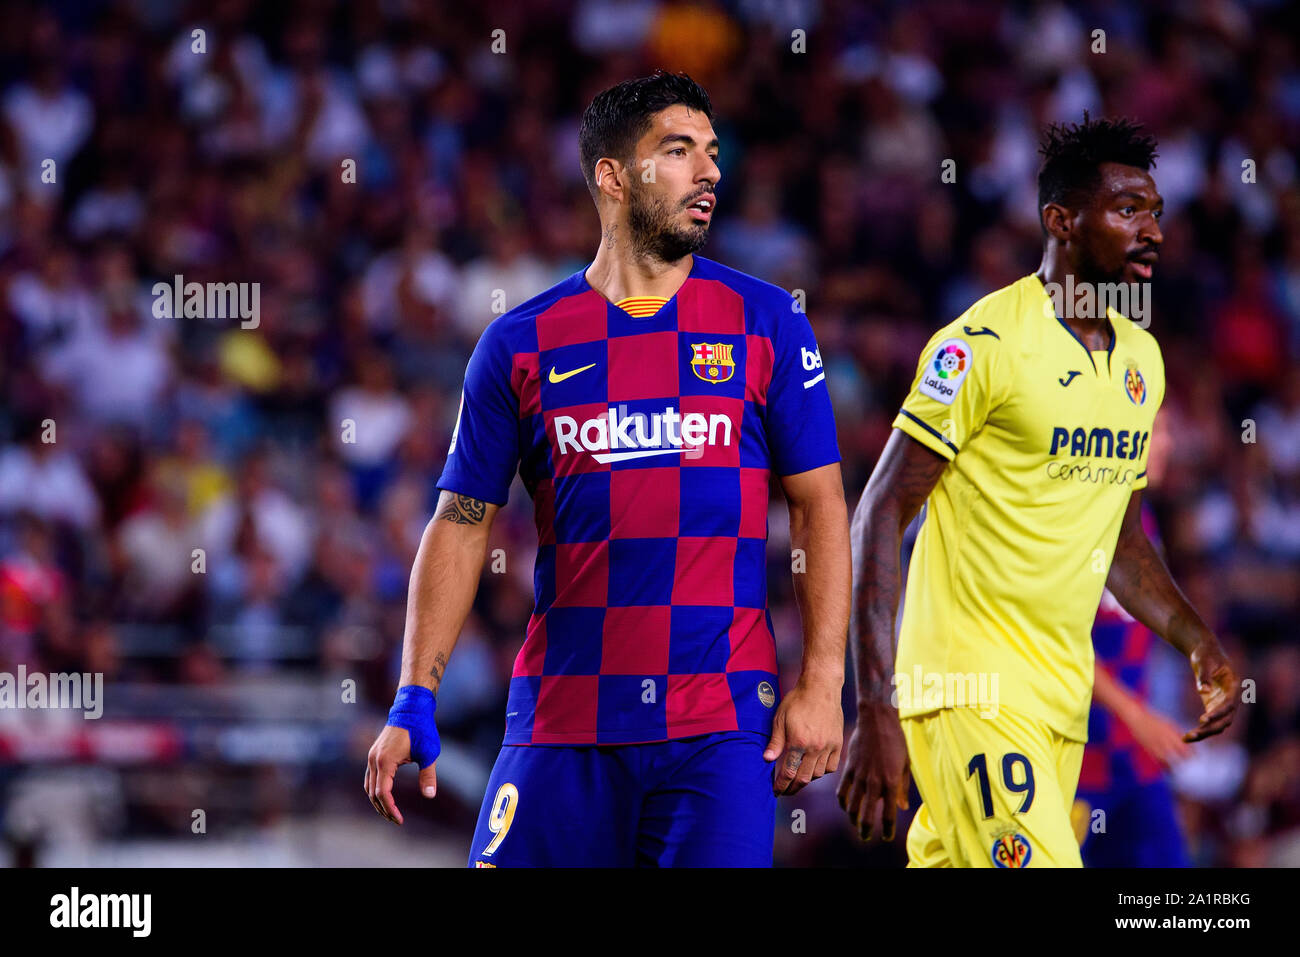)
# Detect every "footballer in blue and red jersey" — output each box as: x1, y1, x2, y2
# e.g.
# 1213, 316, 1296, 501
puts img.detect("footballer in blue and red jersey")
1076, 506, 1191, 867
440, 253, 841, 865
